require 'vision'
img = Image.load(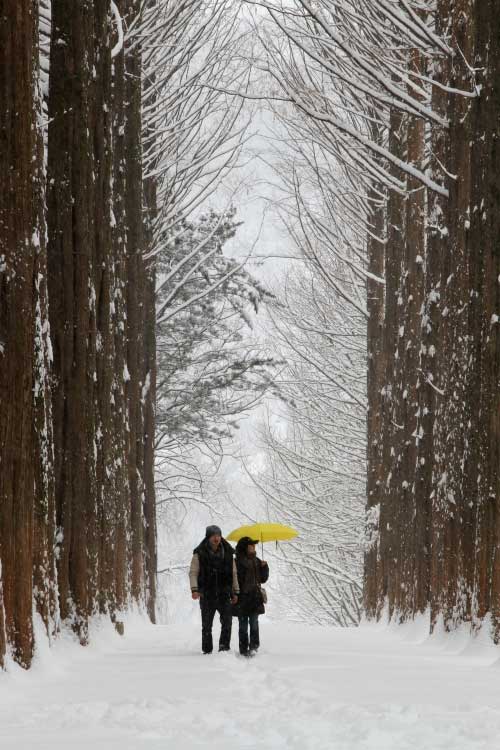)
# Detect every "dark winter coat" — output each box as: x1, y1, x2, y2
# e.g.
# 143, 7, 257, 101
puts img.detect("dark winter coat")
191, 538, 236, 598
234, 554, 269, 617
